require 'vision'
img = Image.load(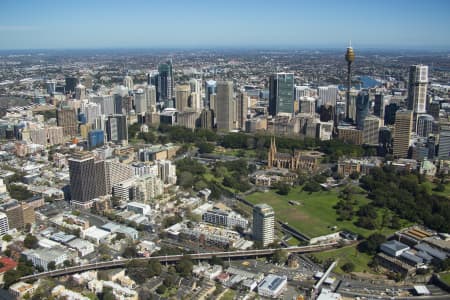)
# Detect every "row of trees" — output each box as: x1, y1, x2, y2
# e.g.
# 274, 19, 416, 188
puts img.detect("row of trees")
130, 123, 372, 163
